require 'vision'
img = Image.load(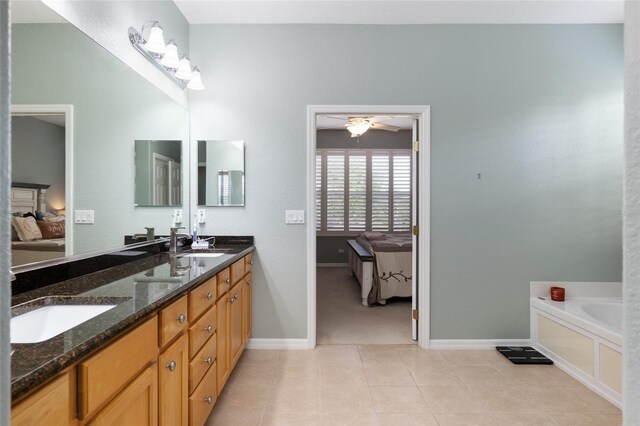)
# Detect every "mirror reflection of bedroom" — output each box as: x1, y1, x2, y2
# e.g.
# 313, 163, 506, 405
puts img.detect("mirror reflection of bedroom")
316, 114, 416, 345
10, 113, 67, 266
